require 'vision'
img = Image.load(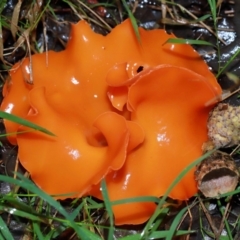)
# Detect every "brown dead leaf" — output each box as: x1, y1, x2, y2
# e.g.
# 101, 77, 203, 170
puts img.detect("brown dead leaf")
11, 0, 22, 40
